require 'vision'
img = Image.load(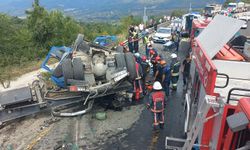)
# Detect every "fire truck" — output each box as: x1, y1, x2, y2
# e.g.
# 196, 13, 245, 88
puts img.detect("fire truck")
166, 15, 250, 149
